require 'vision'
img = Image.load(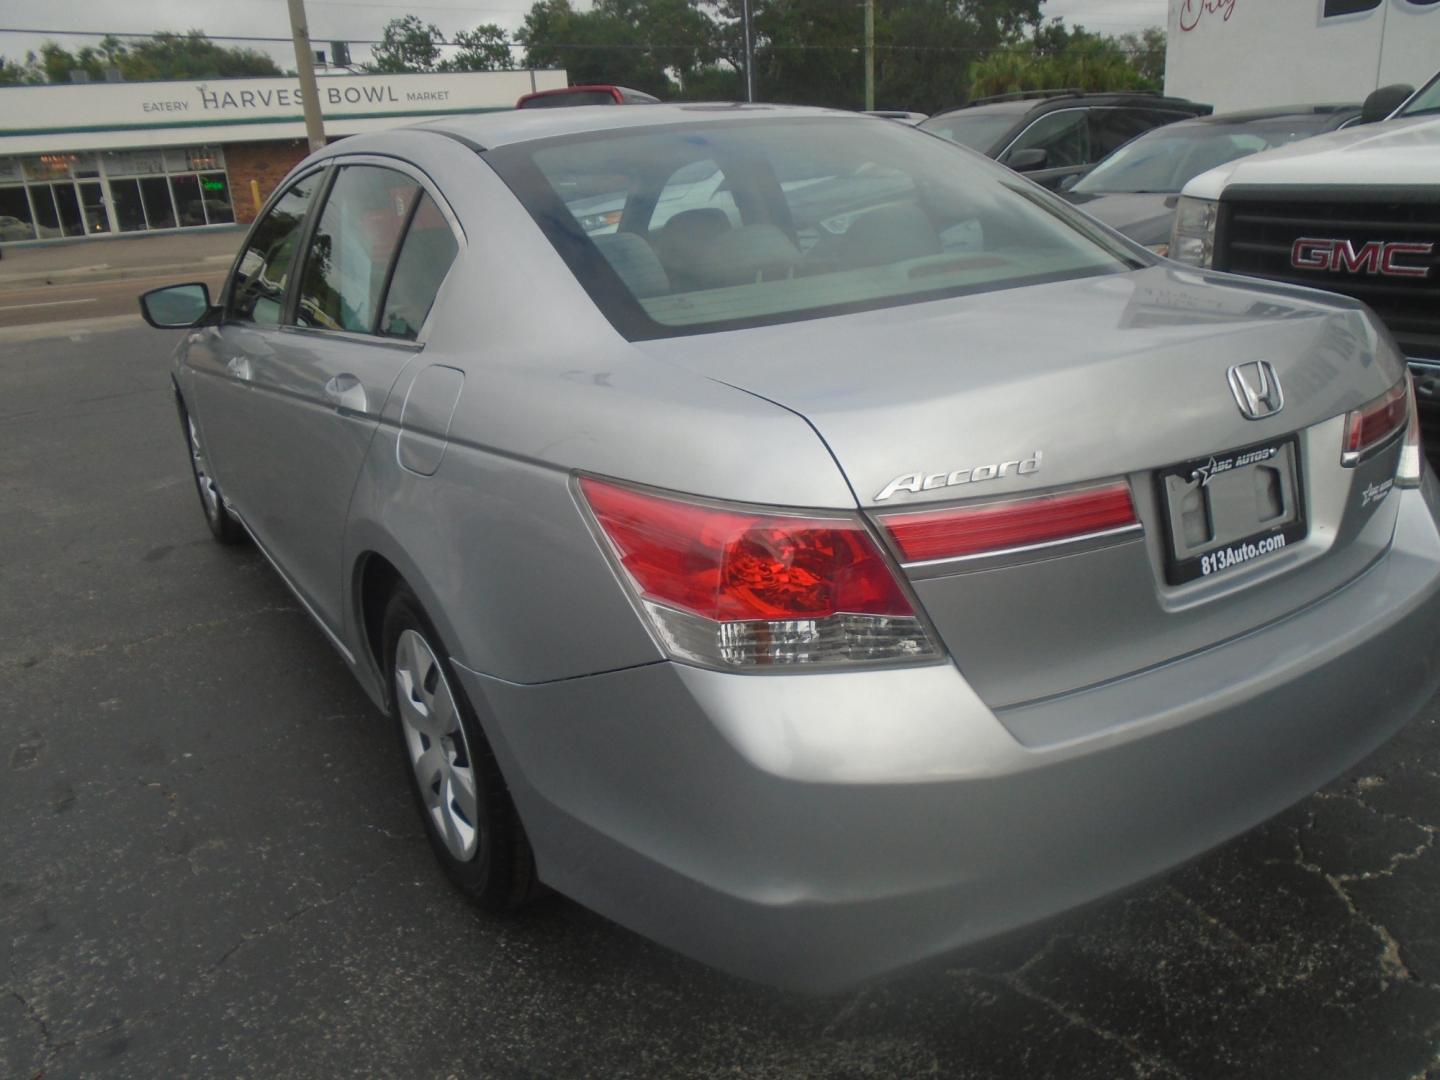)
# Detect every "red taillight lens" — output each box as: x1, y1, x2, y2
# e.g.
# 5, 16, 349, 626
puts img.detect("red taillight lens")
1343, 381, 1408, 465
581, 478, 913, 619
579, 478, 938, 669
880, 483, 1138, 565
